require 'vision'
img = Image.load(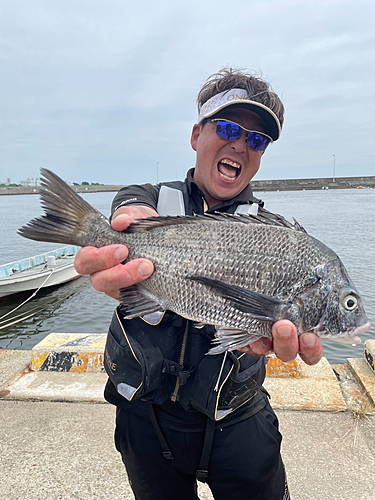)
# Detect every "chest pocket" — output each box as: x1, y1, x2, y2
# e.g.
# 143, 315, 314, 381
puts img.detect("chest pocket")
189, 351, 266, 421
104, 307, 194, 405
